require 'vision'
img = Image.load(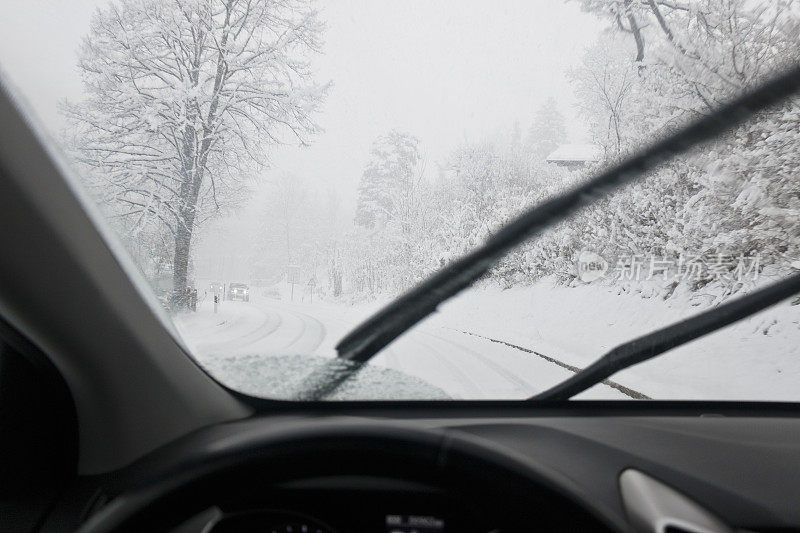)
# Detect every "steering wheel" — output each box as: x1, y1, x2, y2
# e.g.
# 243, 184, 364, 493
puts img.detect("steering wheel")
78, 419, 625, 532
